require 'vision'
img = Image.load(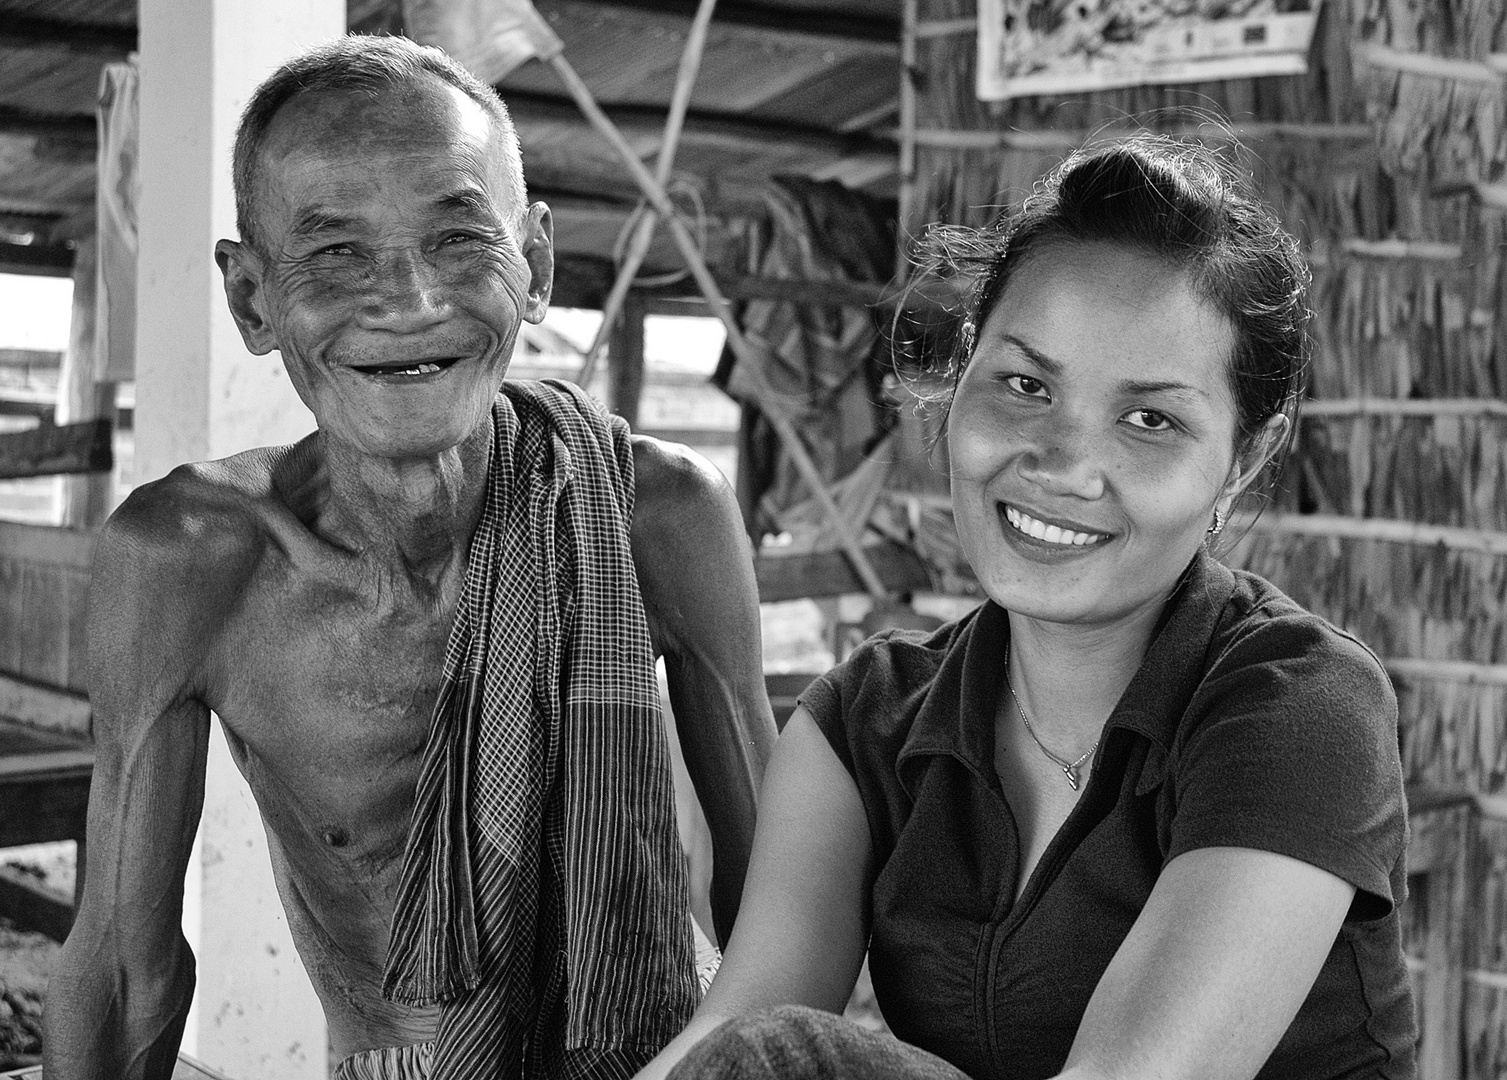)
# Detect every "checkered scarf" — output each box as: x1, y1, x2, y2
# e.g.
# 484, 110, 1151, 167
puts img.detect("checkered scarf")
382, 380, 697, 1078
